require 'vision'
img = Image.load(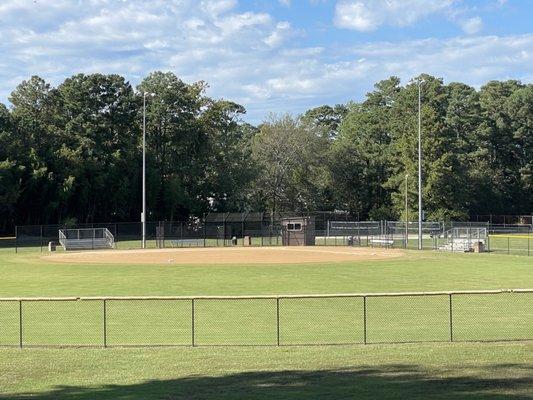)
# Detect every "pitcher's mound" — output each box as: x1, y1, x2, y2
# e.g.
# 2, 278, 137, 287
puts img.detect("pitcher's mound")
43, 246, 404, 265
